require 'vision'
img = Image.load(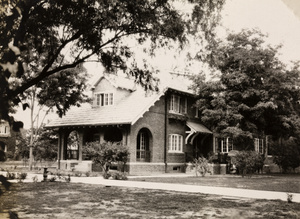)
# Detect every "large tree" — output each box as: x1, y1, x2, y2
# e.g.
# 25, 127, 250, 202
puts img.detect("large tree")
23, 64, 88, 169
192, 29, 300, 149
0, 0, 224, 124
